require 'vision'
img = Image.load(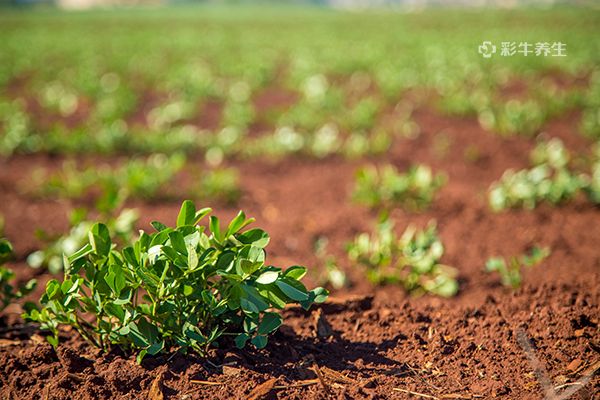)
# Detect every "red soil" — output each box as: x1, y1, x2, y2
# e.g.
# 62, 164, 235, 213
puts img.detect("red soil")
0, 92, 598, 398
